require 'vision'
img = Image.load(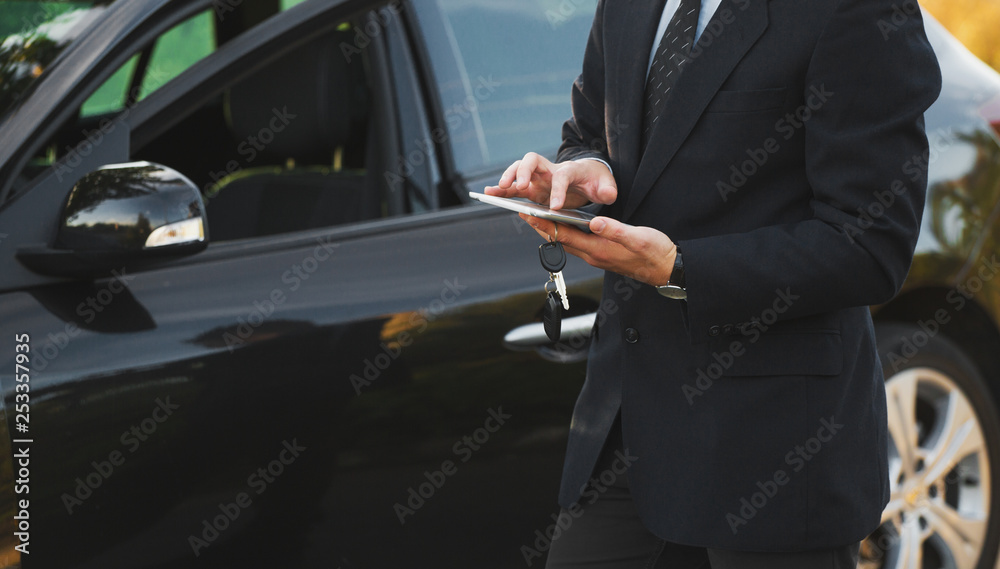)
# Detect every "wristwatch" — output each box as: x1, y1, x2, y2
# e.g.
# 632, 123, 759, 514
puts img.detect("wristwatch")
656, 247, 687, 300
